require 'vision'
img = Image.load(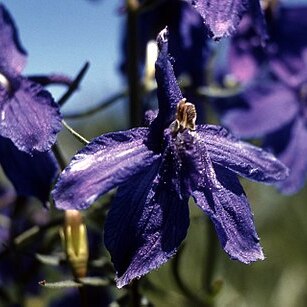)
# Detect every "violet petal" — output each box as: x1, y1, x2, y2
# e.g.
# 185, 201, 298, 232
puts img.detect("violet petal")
187, 0, 249, 39
0, 136, 59, 204
153, 28, 183, 130
0, 4, 27, 74
197, 125, 289, 183
192, 164, 264, 263
275, 118, 307, 195
0, 77, 62, 153
53, 128, 160, 210
222, 82, 298, 138
105, 159, 189, 288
